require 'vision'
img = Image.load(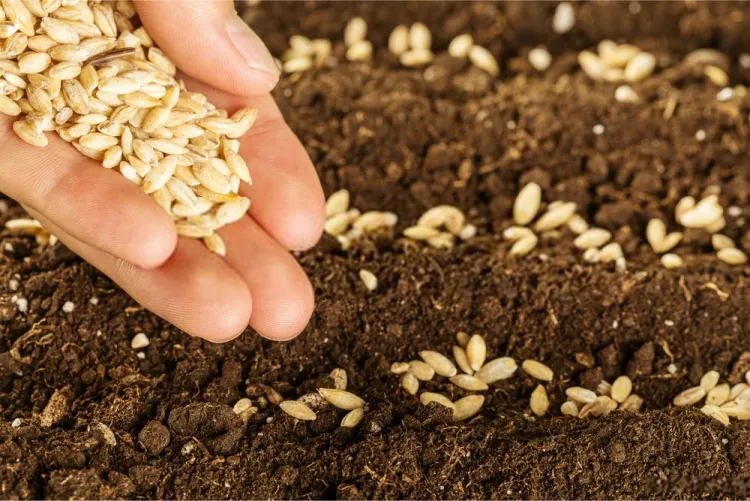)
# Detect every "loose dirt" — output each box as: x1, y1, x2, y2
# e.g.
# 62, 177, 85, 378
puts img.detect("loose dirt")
1, 1, 750, 499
